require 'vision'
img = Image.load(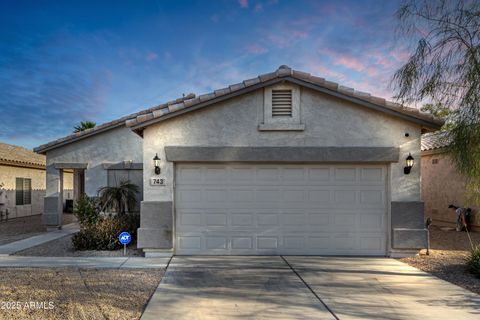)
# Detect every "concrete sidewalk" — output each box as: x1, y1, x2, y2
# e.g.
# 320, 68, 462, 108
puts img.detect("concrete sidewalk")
0, 222, 80, 256
0, 255, 170, 268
